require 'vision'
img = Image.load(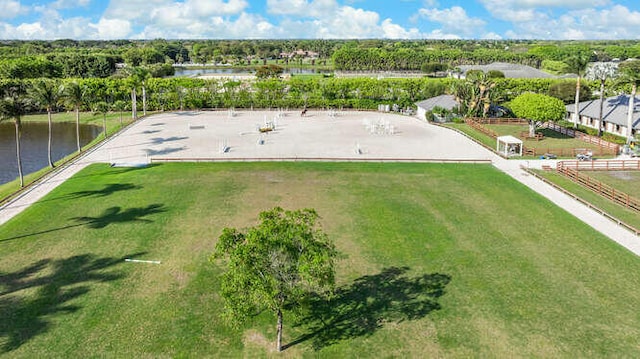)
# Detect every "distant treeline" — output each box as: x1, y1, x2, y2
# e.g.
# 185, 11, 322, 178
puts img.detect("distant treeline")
1, 39, 640, 79
0, 76, 600, 113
